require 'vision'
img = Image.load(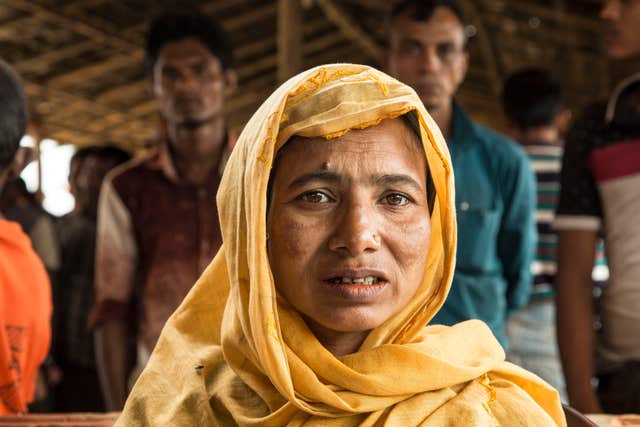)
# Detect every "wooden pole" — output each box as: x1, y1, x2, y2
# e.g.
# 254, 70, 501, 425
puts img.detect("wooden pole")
277, 0, 303, 83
